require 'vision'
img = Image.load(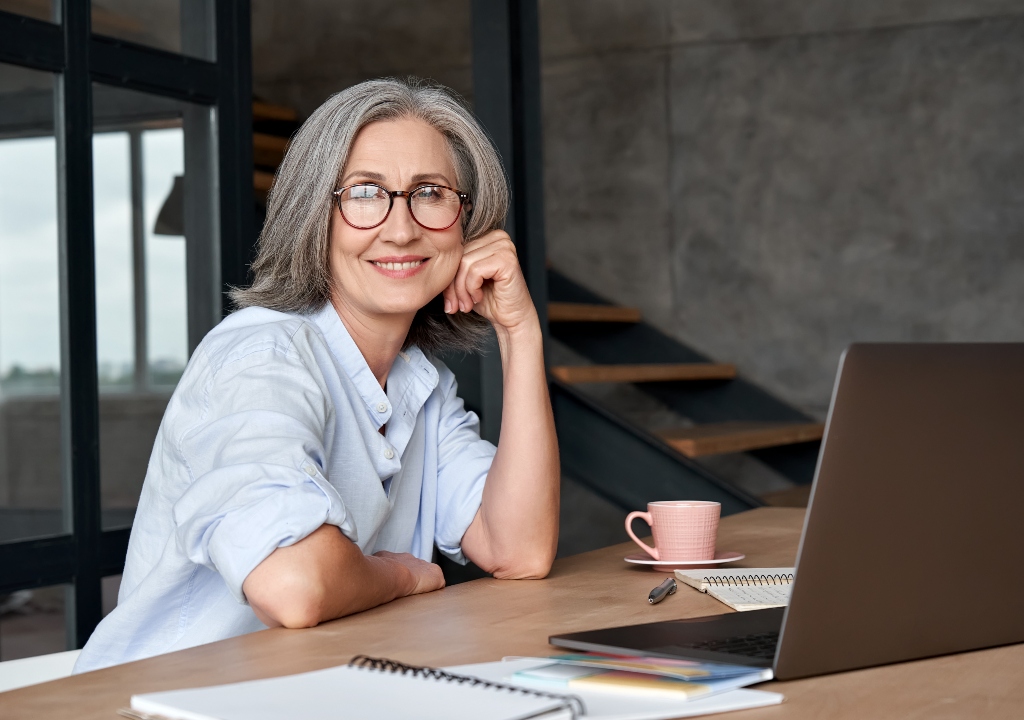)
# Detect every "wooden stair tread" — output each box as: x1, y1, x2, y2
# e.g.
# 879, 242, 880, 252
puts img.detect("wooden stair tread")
252, 101, 298, 122
550, 363, 736, 384
660, 421, 825, 458
254, 169, 274, 193
254, 132, 289, 167
548, 302, 641, 323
